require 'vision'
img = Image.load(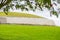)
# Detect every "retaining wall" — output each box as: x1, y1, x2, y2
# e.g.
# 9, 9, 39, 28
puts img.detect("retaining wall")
5, 17, 55, 25
0, 17, 55, 25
